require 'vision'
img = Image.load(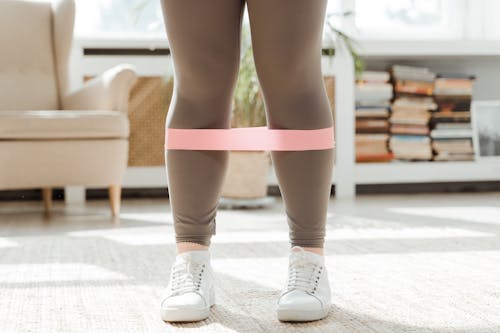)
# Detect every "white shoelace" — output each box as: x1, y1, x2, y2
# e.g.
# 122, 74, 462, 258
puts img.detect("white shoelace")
169, 259, 206, 296
286, 254, 321, 294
